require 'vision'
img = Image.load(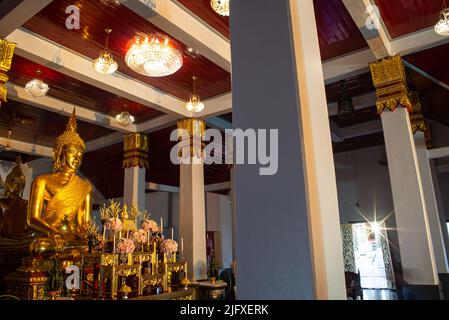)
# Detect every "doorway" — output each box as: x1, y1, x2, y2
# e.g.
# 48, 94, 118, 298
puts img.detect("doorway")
352, 222, 394, 289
